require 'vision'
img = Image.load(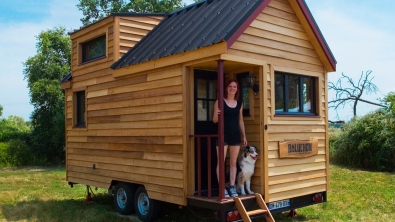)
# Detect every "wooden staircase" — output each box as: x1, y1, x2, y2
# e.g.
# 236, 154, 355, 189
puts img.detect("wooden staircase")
233, 193, 275, 222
